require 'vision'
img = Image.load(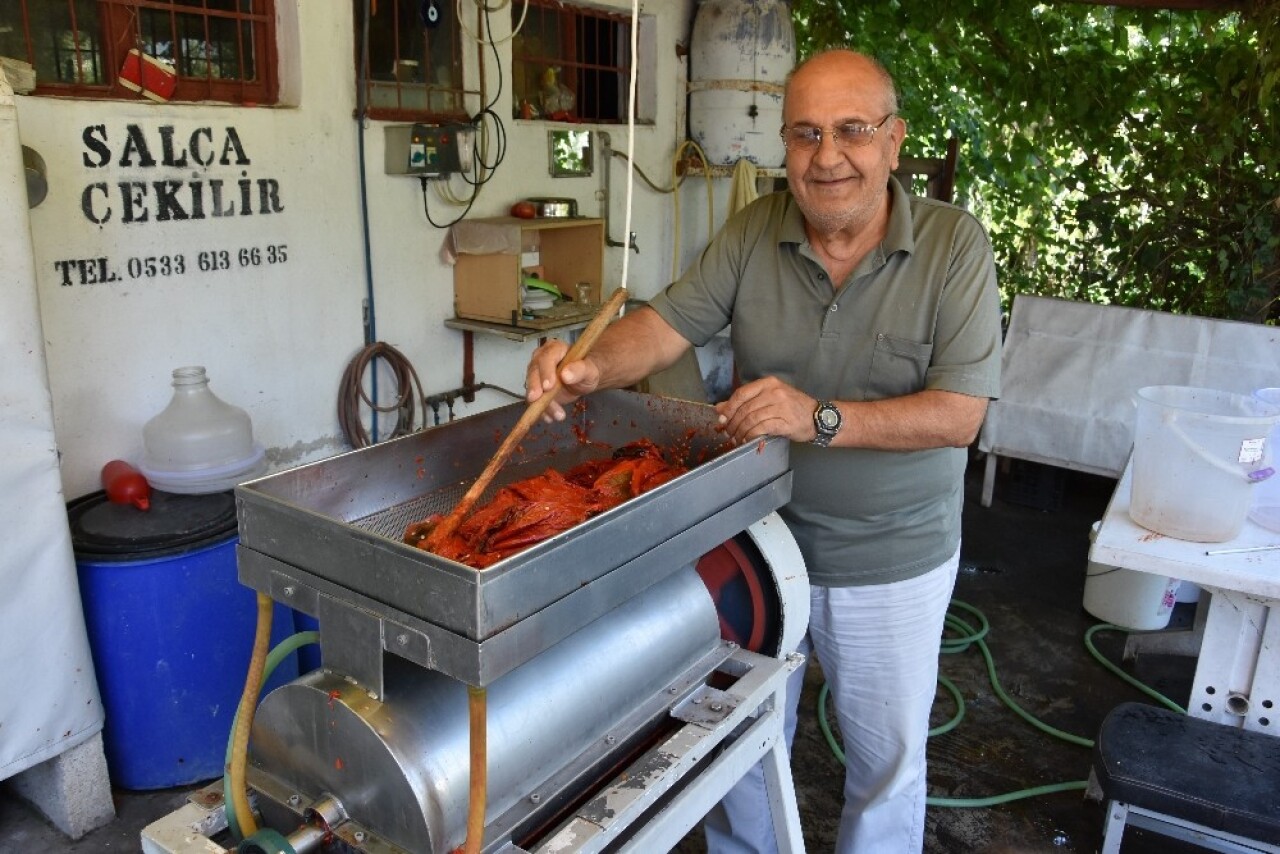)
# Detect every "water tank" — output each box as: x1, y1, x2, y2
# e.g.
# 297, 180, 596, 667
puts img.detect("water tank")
688, 0, 796, 168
